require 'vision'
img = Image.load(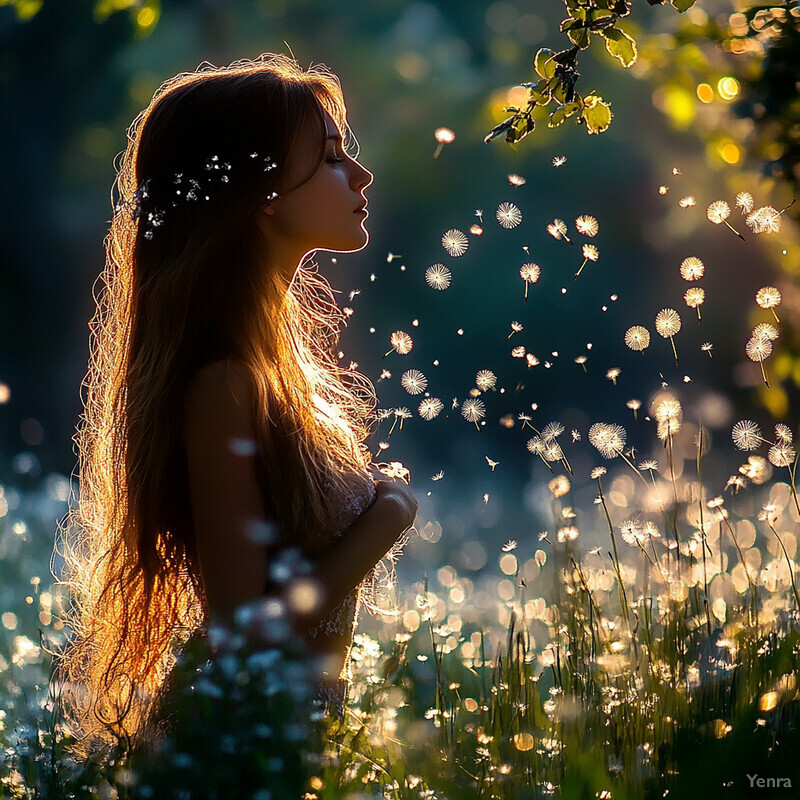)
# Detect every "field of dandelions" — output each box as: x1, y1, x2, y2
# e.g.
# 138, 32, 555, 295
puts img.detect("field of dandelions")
2, 177, 800, 799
